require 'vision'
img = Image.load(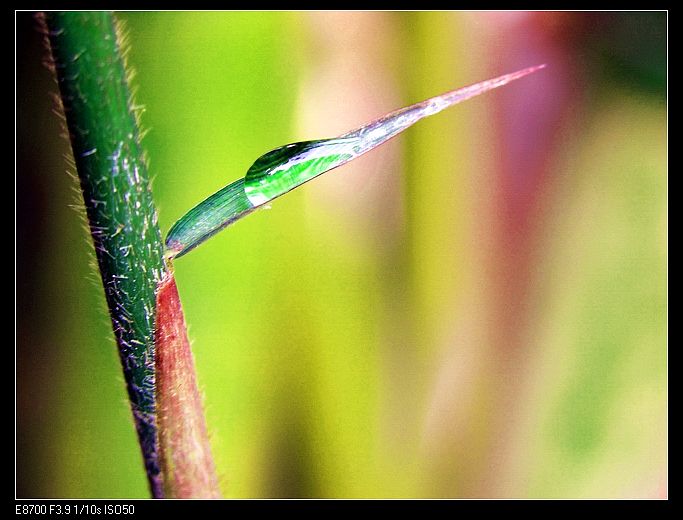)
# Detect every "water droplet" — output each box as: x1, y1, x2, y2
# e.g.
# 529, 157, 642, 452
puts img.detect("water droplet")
243, 138, 360, 206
